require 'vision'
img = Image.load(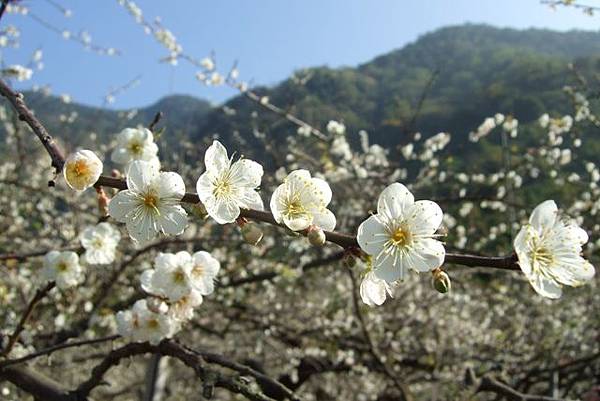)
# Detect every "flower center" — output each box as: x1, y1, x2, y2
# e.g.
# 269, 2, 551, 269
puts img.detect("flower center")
213, 178, 232, 198
147, 318, 160, 330
72, 160, 90, 177
284, 198, 306, 219
142, 191, 160, 214
172, 270, 186, 284
129, 141, 143, 155
57, 262, 68, 272
531, 246, 554, 269
391, 227, 410, 247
